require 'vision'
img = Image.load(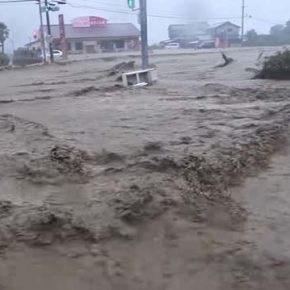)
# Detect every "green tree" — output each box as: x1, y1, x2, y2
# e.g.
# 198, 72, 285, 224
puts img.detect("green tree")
0, 22, 9, 54
246, 29, 258, 44
284, 20, 290, 34
270, 24, 284, 36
